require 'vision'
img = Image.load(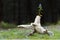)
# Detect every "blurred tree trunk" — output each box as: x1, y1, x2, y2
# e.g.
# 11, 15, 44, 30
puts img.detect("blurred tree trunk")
0, 0, 3, 22
40, 0, 52, 24
18, 0, 39, 24
2, 0, 60, 24
41, 0, 59, 24
2, 0, 19, 24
